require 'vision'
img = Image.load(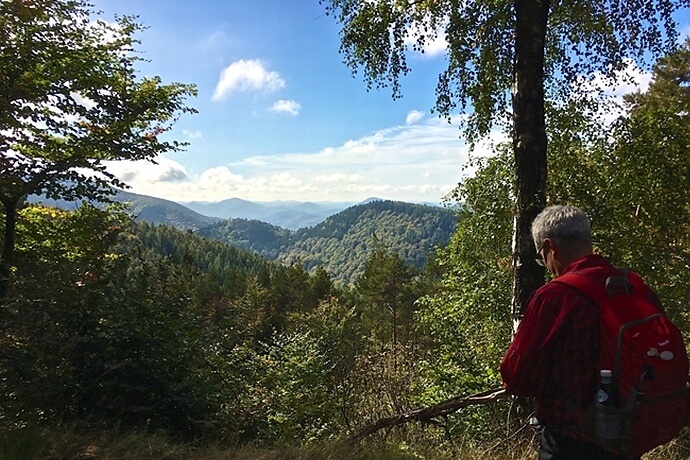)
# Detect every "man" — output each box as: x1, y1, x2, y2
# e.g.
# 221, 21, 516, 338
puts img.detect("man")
500, 205, 648, 459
